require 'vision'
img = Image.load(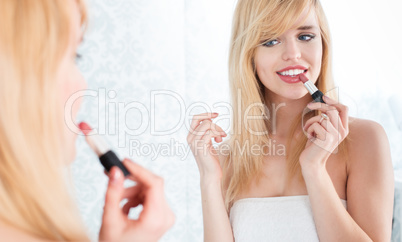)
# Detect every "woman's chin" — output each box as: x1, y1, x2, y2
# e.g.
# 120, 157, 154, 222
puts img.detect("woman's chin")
266, 86, 310, 103
276, 92, 310, 103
